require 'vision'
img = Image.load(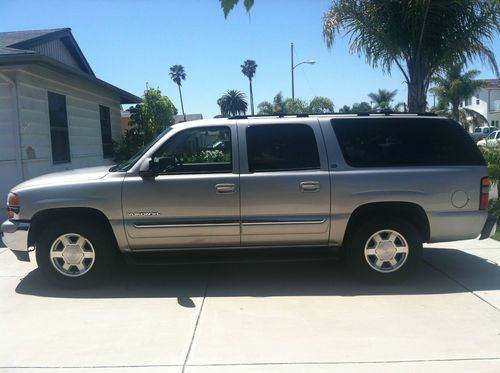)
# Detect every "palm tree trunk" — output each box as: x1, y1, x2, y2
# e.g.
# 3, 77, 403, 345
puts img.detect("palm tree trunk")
407, 80, 427, 112
451, 98, 460, 122
178, 85, 186, 121
249, 79, 254, 115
